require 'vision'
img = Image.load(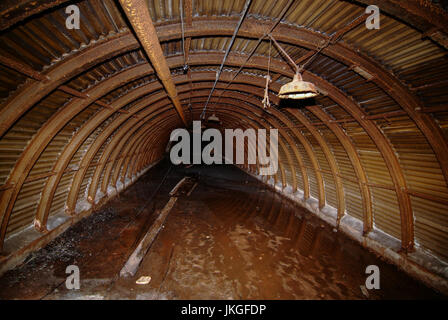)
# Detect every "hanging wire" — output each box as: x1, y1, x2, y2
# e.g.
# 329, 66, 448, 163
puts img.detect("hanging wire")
268, 38, 271, 77
262, 38, 272, 109
180, 0, 193, 123
268, 33, 299, 73
213, 0, 296, 106
180, 0, 187, 71
200, 0, 253, 120
298, 10, 368, 73
298, 38, 331, 73
207, 72, 219, 118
